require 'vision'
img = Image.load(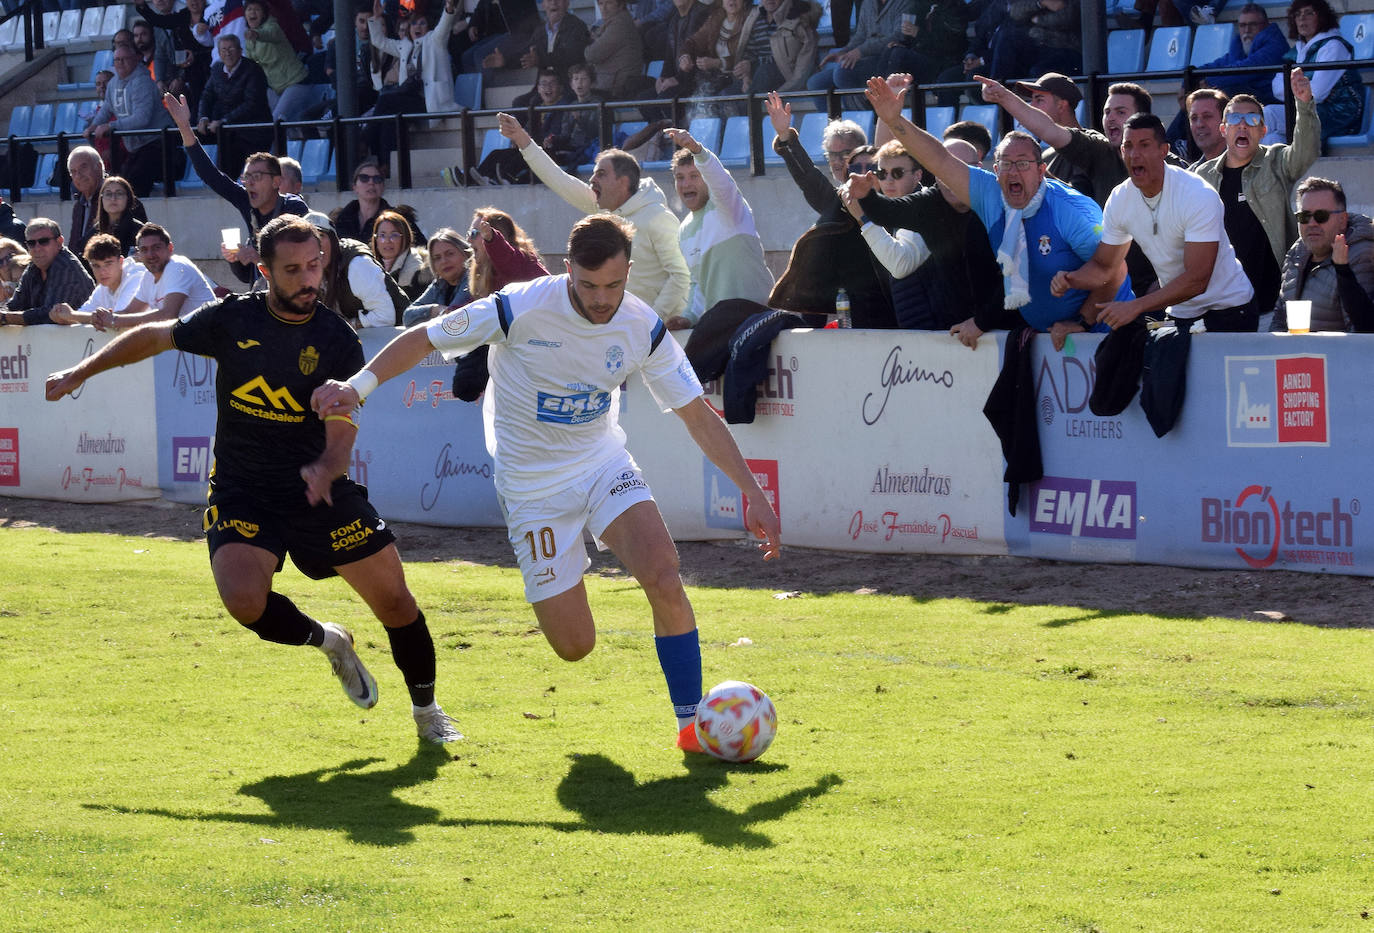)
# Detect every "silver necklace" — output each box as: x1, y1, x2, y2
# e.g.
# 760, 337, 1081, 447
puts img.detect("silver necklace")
1141, 188, 1164, 236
